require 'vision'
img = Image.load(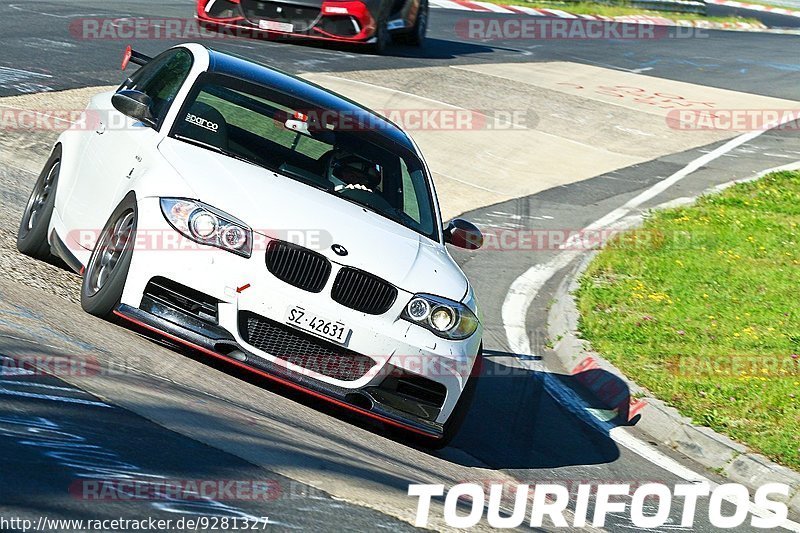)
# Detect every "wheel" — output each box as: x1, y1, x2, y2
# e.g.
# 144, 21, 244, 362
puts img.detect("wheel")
435, 343, 482, 448
397, 0, 428, 46
367, 19, 390, 54
81, 193, 138, 318
17, 147, 61, 260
